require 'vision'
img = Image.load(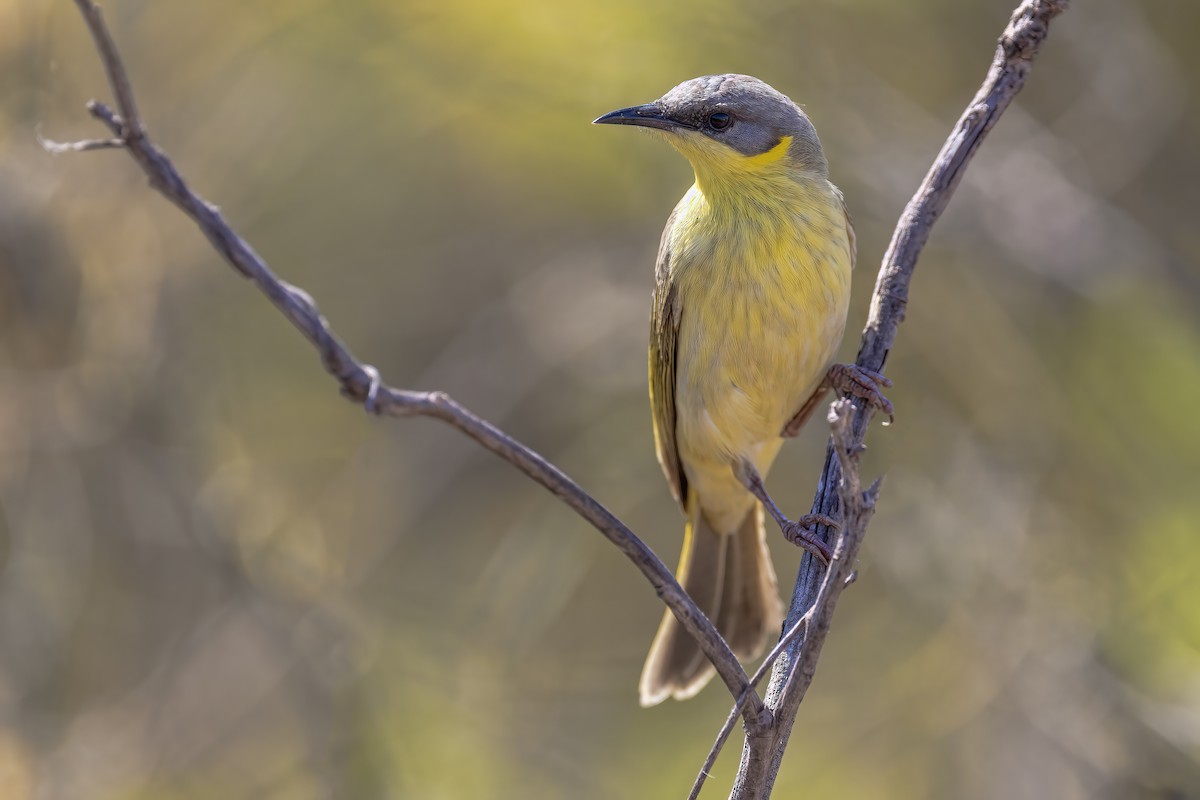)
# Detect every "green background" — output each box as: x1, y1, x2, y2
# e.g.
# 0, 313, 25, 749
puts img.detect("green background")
2, 0, 1199, 797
